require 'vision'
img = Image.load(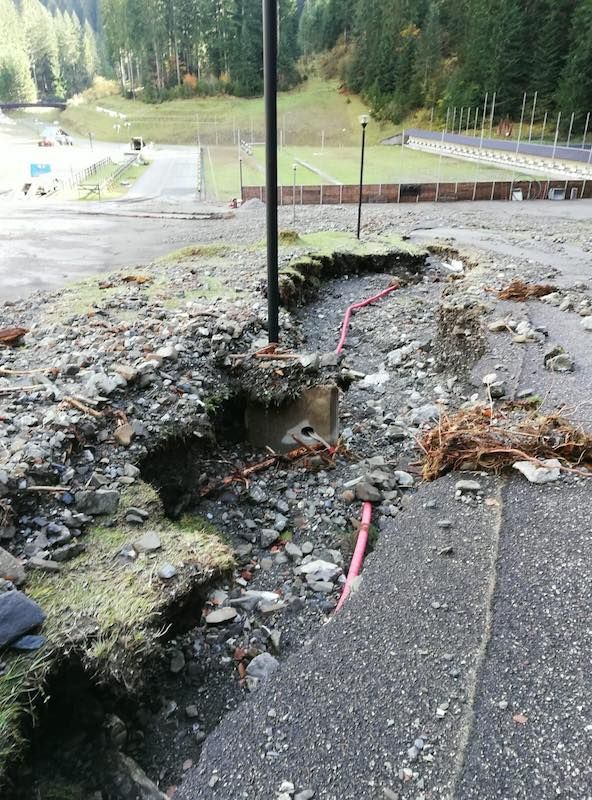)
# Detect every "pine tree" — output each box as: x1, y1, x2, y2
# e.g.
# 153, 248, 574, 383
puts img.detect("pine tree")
556, 0, 592, 123
0, 0, 37, 100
